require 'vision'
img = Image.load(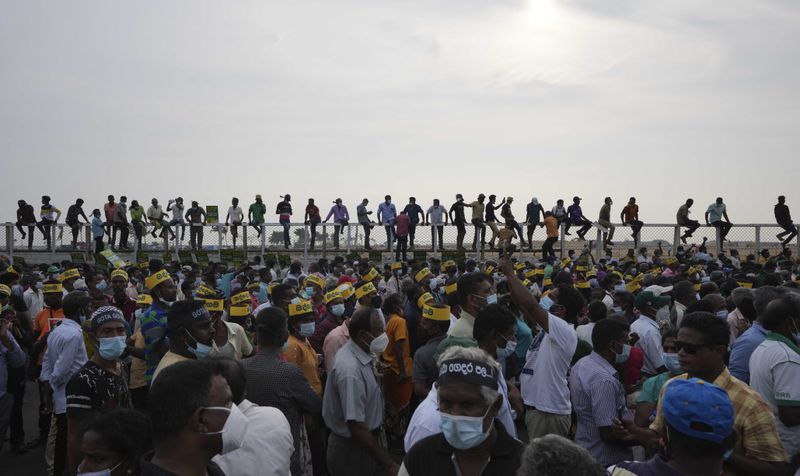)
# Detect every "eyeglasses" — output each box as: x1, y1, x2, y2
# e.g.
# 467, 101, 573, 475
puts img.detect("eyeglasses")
674, 341, 709, 354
